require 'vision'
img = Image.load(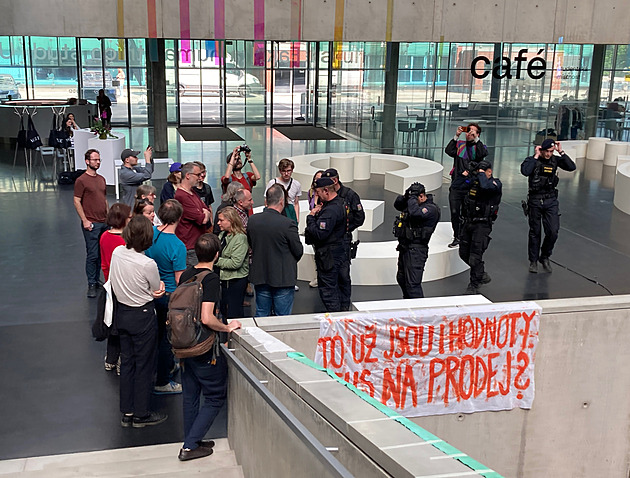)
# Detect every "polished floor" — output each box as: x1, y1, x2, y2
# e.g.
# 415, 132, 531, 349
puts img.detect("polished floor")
1, 122, 630, 460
